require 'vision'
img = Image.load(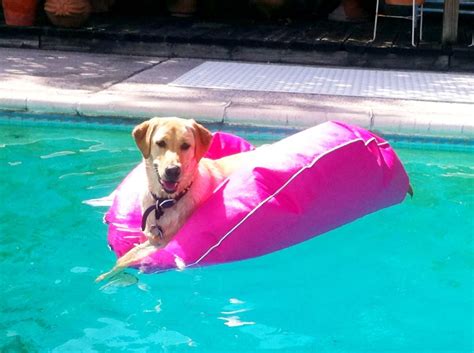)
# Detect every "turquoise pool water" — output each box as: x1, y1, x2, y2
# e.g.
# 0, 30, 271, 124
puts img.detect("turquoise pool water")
1, 116, 472, 353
